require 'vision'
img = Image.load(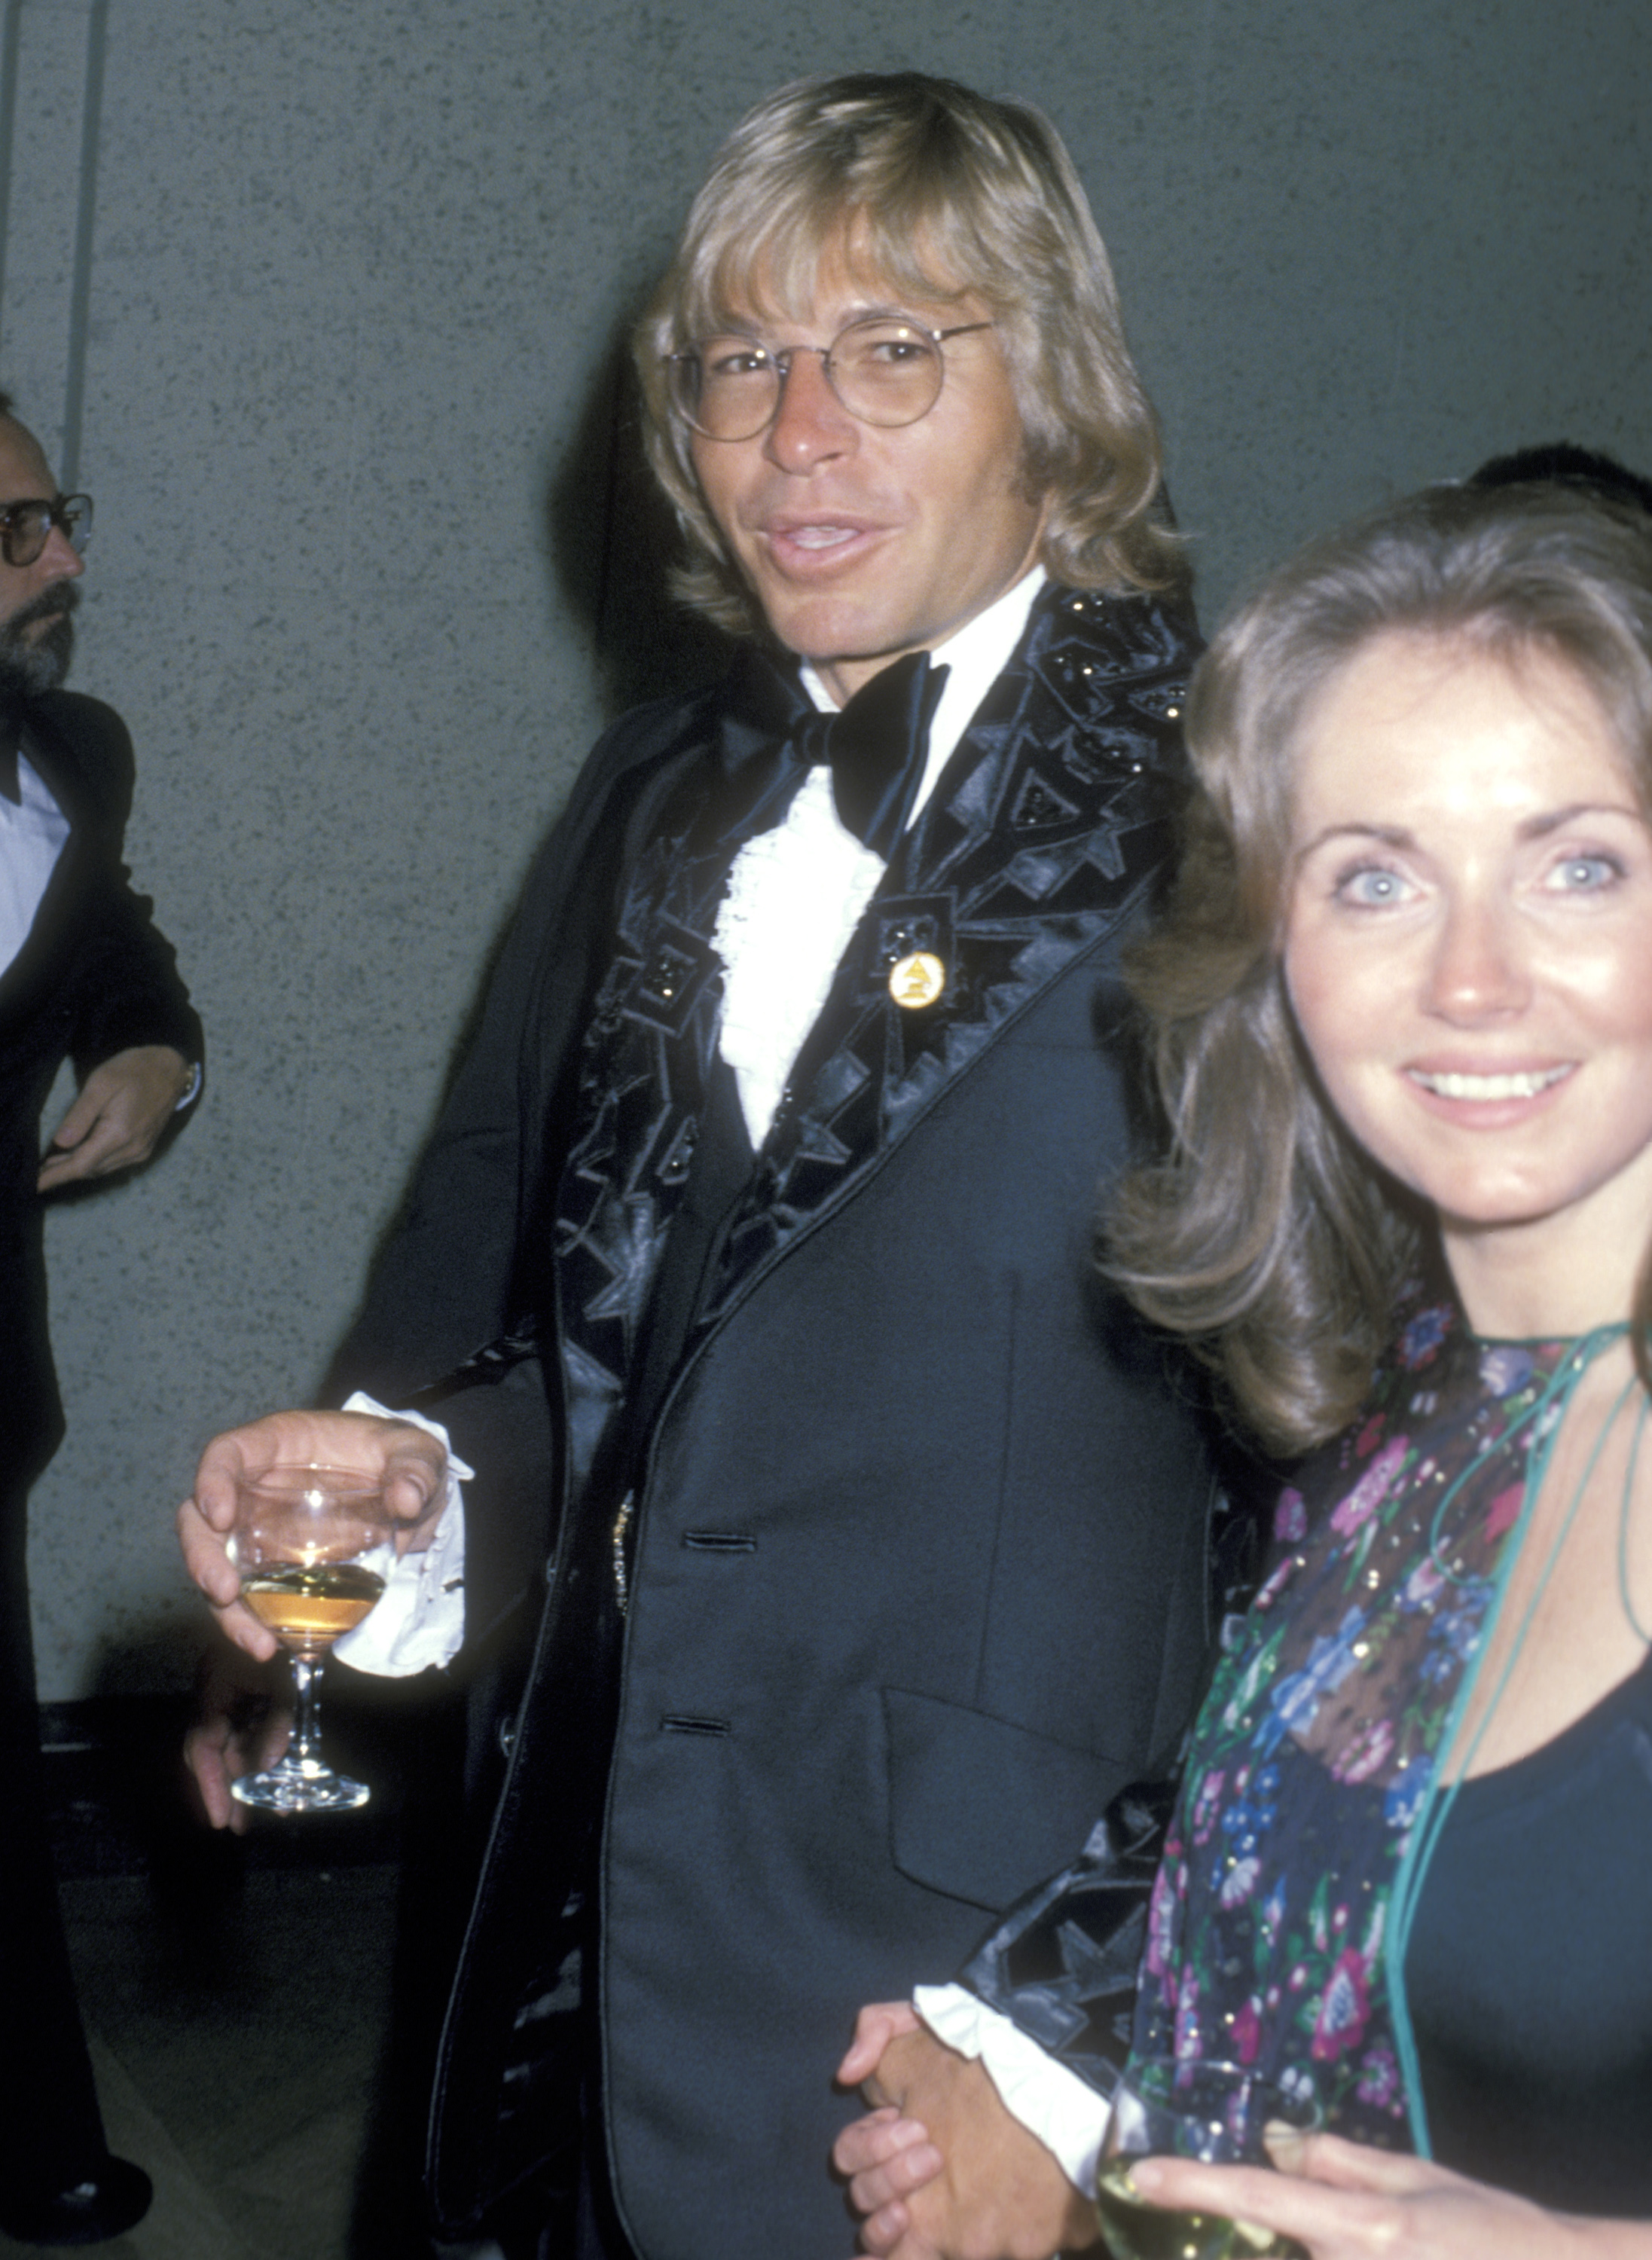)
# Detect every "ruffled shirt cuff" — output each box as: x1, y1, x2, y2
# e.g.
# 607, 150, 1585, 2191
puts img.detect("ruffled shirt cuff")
912, 1982, 1110, 2197
330, 1394, 471, 1675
